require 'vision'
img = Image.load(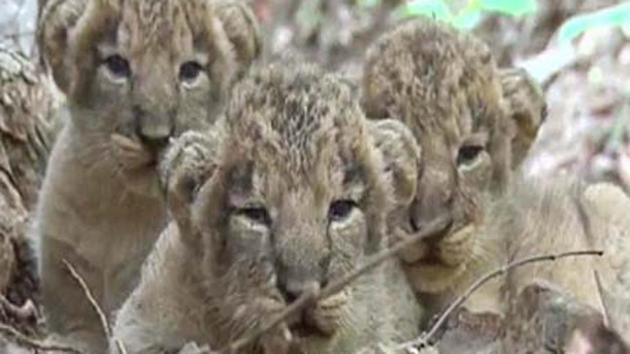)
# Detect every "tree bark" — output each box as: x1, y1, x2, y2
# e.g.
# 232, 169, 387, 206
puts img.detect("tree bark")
0, 45, 60, 332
